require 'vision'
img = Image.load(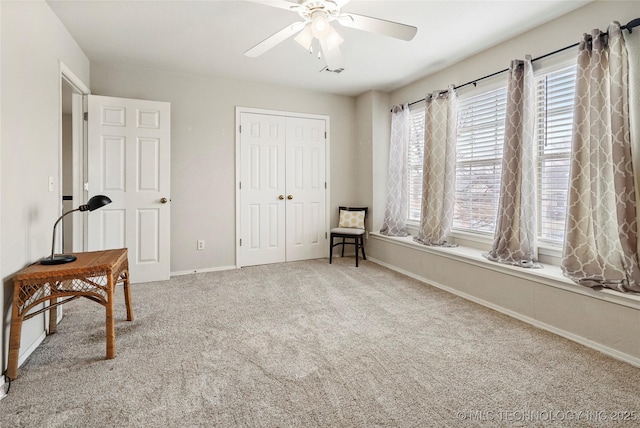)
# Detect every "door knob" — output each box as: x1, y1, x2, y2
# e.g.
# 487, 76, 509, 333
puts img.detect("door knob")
287, 195, 293, 200
160, 197, 169, 204
278, 195, 284, 200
